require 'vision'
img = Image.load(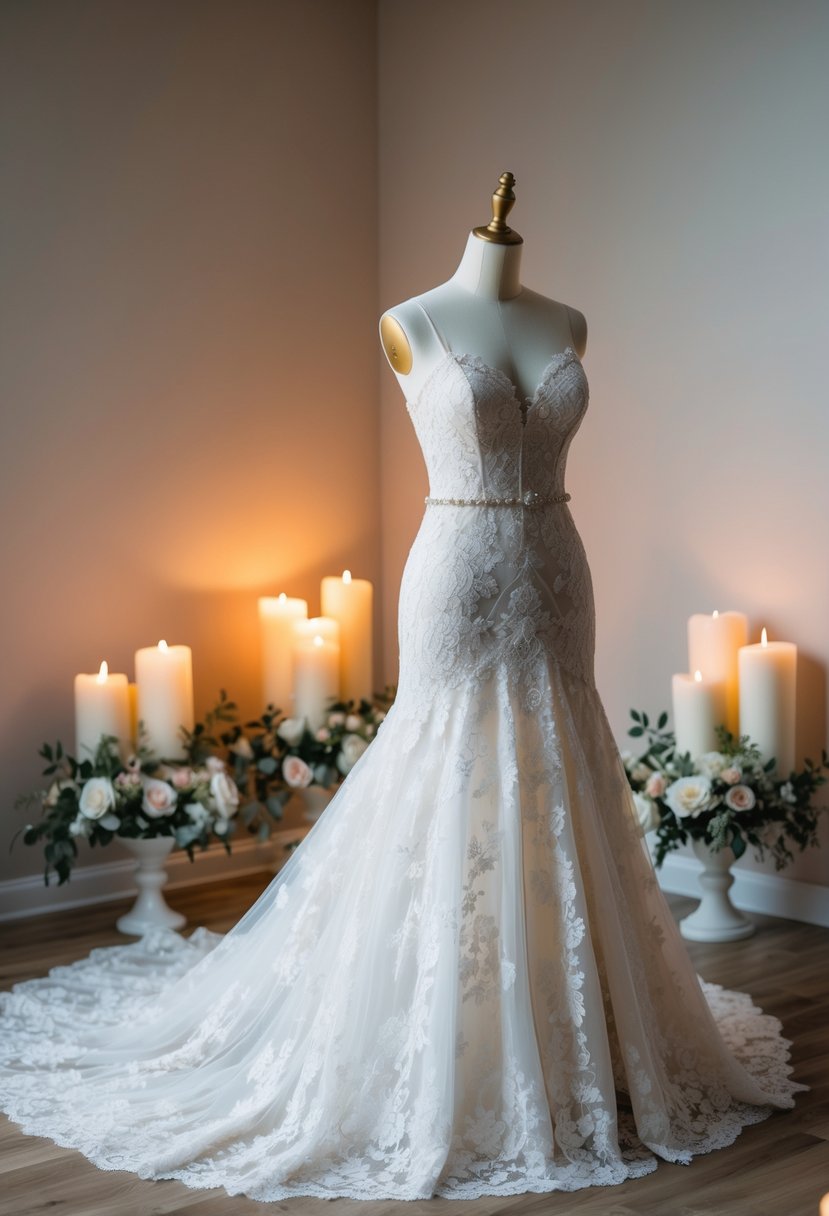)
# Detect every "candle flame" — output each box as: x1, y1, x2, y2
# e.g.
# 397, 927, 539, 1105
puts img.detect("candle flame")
278, 592, 287, 602
97, 660, 109, 683
313, 634, 325, 647
343, 569, 352, 584
712, 609, 719, 618
761, 628, 768, 647
158, 639, 169, 652
694, 670, 703, 682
